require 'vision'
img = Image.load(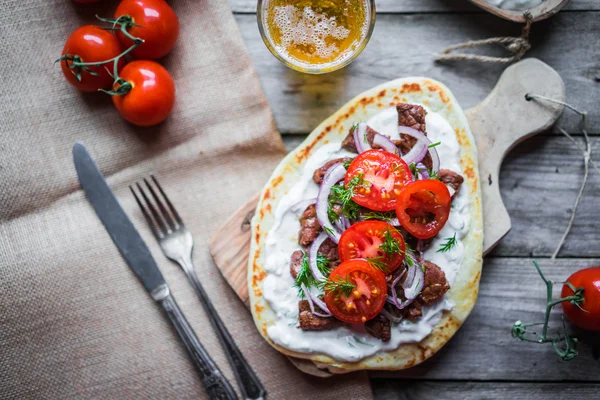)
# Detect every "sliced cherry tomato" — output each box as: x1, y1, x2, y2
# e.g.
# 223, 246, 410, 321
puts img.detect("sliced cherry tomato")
60, 25, 125, 92
345, 149, 413, 212
395, 179, 451, 239
338, 221, 405, 274
324, 260, 387, 324
115, 0, 180, 60
561, 267, 600, 331
111, 60, 175, 127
